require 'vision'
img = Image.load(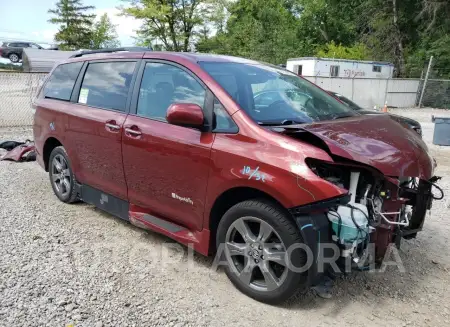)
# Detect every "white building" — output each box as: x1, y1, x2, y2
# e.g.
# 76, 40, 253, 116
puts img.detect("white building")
286, 57, 394, 78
